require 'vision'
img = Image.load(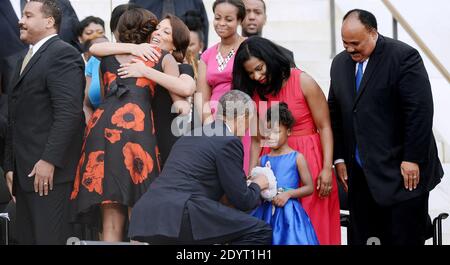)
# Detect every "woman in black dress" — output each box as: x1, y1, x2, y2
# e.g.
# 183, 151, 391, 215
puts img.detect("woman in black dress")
91, 14, 196, 168
70, 8, 166, 242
